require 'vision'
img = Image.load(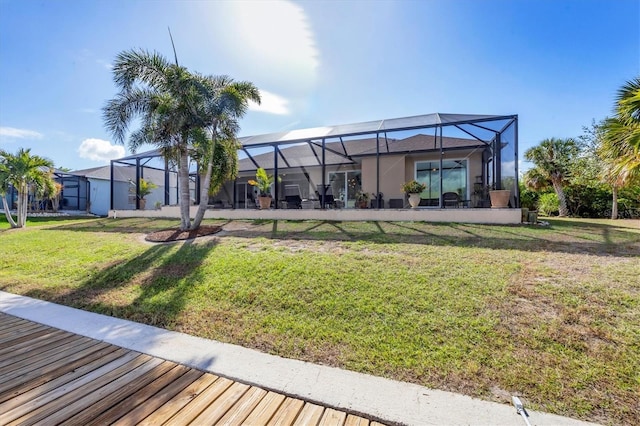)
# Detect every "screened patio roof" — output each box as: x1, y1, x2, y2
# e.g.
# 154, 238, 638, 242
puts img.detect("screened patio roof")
239, 113, 514, 147
113, 112, 516, 161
